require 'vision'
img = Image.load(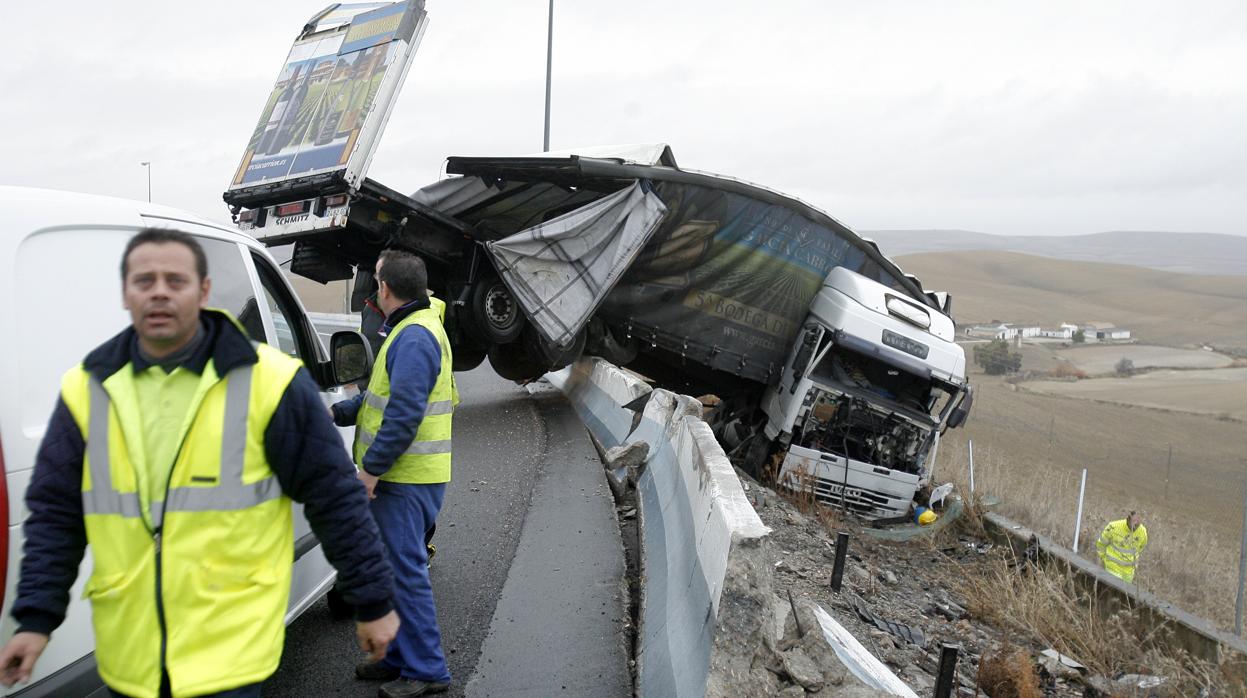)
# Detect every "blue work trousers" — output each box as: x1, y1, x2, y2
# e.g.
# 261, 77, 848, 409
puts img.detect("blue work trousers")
371, 480, 451, 684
